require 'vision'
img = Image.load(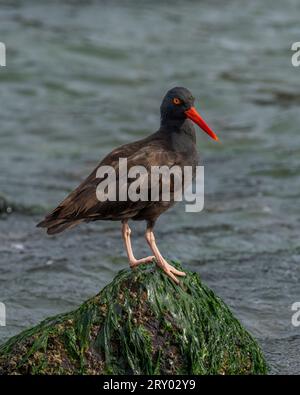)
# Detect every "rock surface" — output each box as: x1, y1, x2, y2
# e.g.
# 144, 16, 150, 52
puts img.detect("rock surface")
0, 261, 267, 375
